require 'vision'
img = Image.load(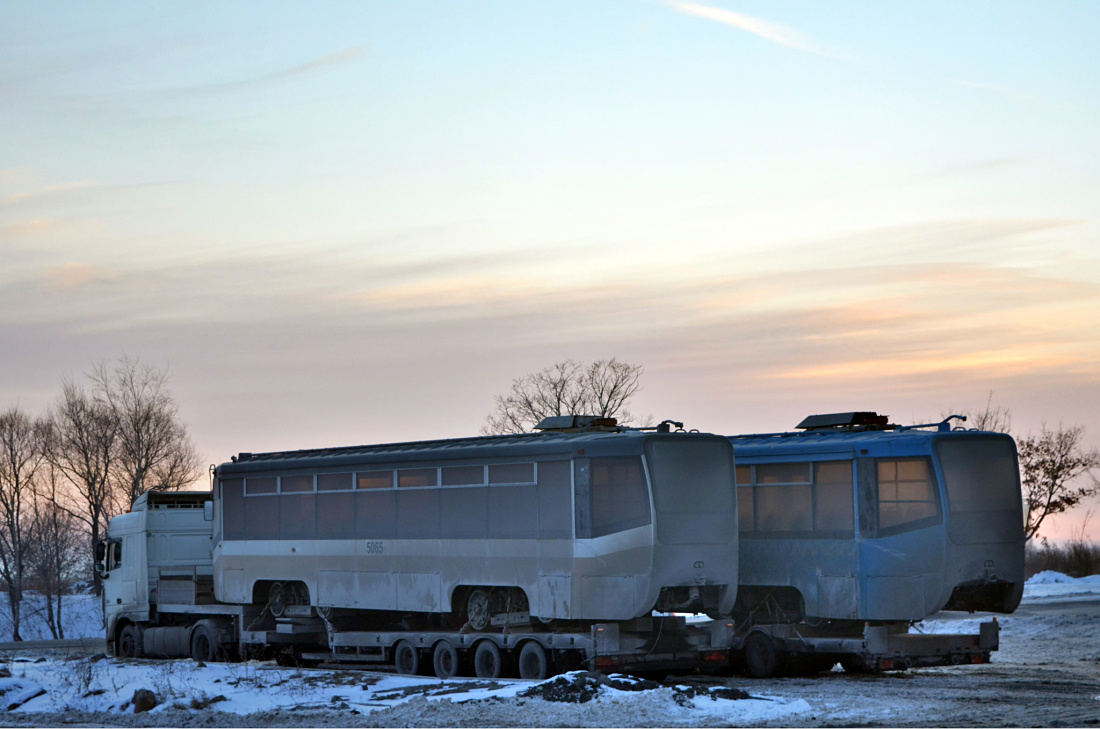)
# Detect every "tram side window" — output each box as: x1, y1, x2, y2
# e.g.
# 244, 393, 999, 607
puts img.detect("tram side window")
755, 463, 812, 532
590, 457, 651, 538
738, 461, 854, 536
814, 461, 854, 531
877, 458, 939, 531
735, 465, 753, 532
